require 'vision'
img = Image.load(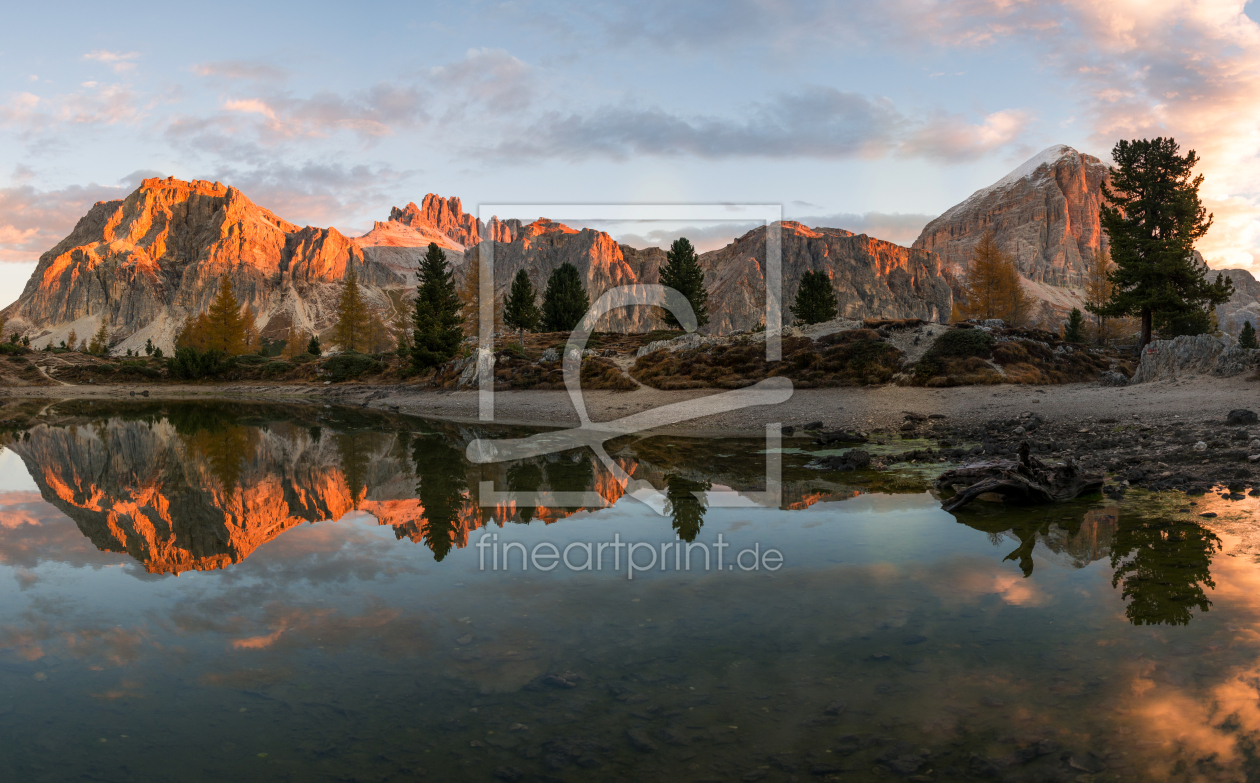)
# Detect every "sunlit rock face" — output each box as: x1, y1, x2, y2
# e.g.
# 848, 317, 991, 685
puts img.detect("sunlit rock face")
701, 222, 954, 333
2, 178, 958, 349
913, 145, 1111, 308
